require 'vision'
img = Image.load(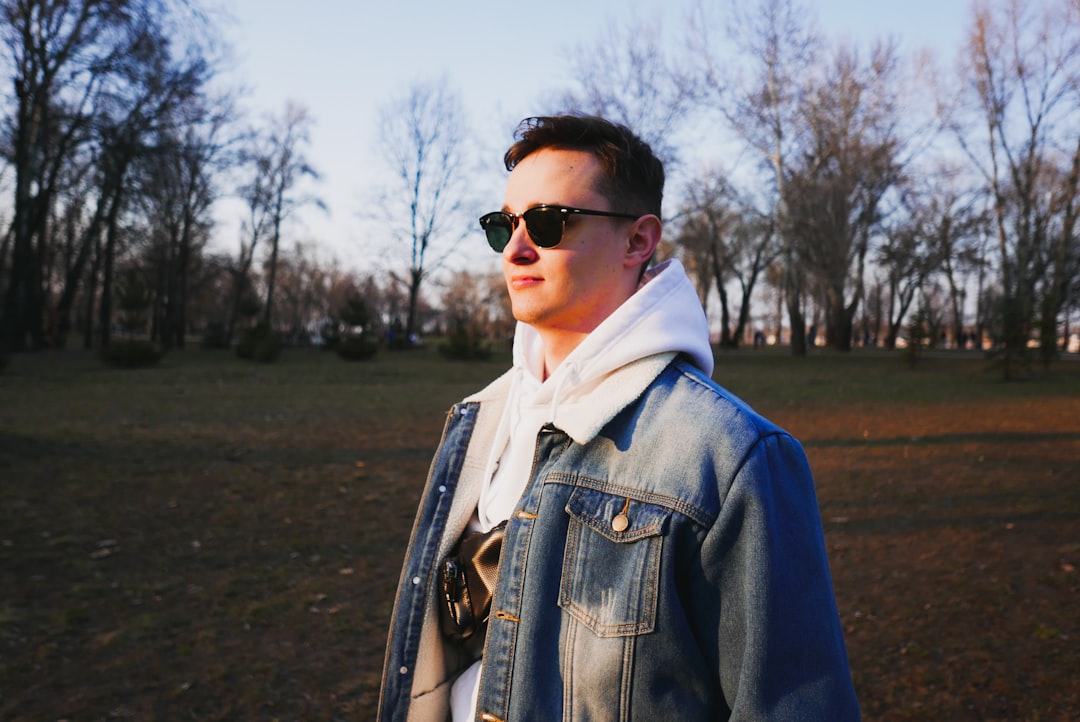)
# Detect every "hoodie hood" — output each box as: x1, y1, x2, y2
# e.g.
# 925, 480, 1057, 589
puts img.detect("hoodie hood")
516, 255, 717, 442
515, 257, 713, 391
513, 257, 711, 445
